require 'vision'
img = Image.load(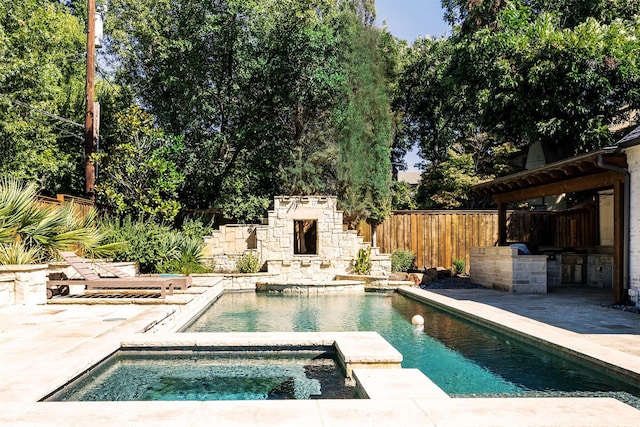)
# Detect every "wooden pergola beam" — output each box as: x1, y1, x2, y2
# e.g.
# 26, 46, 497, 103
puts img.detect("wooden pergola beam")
493, 171, 624, 204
